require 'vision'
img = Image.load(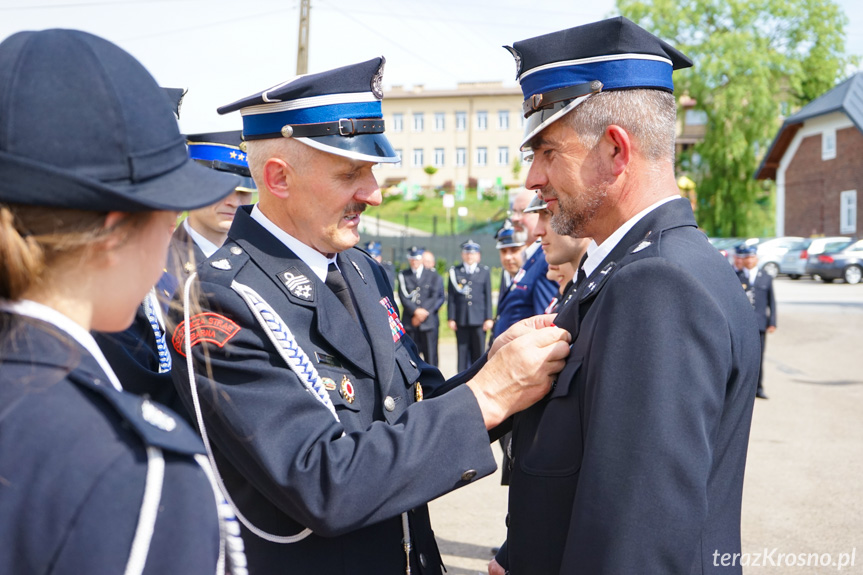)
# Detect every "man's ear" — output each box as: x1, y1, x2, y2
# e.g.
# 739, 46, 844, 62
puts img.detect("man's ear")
263, 157, 292, 200
603, 125, 631, 177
